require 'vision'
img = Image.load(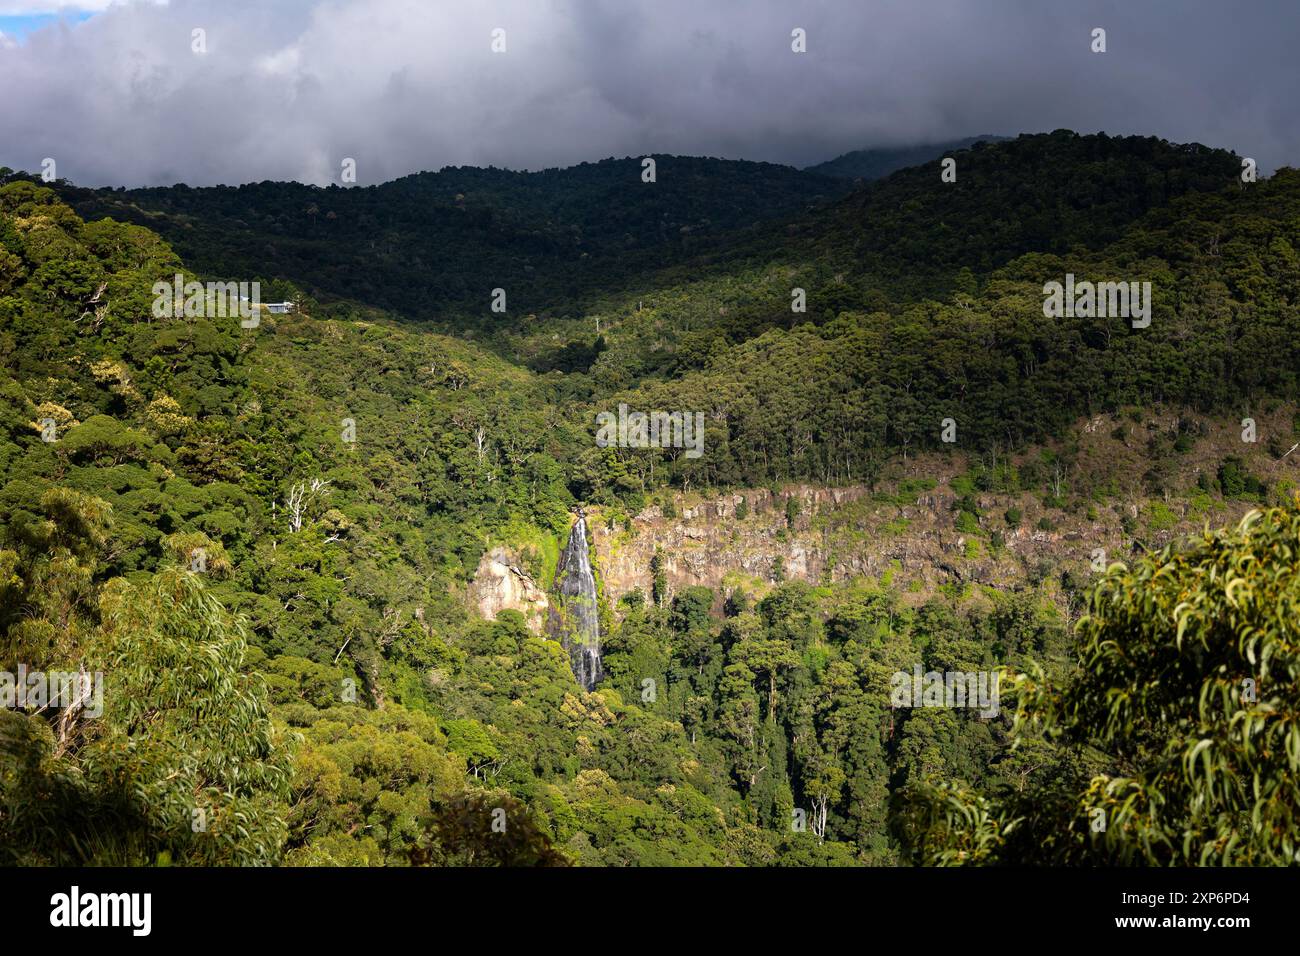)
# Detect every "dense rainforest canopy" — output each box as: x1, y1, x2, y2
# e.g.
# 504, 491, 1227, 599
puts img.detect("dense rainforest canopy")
1, 131, 1297, 865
